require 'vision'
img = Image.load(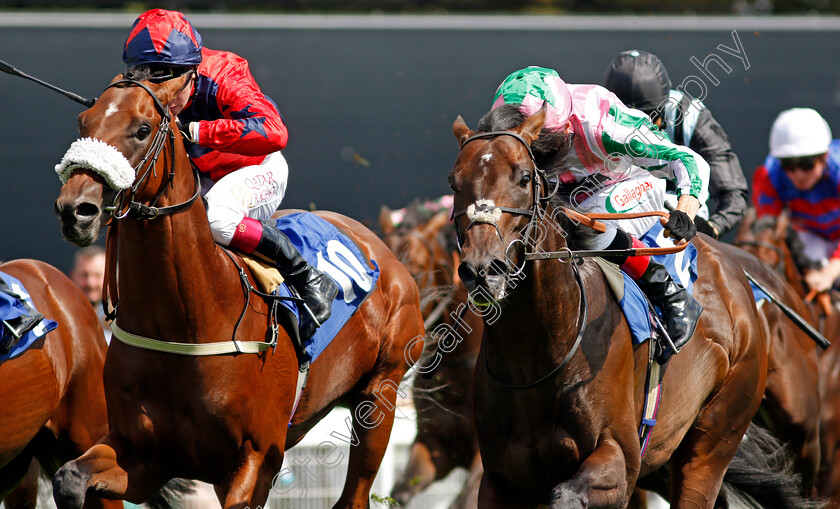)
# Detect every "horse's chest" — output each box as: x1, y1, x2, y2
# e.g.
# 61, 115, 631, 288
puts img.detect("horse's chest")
476, 391, 590, 486
482, 421, 584, 489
